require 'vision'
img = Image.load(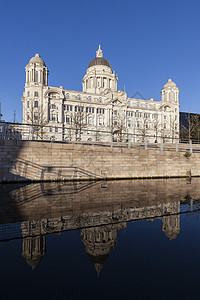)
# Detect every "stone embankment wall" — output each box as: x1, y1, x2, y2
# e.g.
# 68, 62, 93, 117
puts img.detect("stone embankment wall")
0, 139, 200, 182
